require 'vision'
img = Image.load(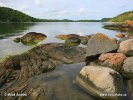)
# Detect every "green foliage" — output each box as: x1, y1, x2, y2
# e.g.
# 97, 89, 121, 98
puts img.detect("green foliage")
109, 11, 133, 22
0, 7, 40, 22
